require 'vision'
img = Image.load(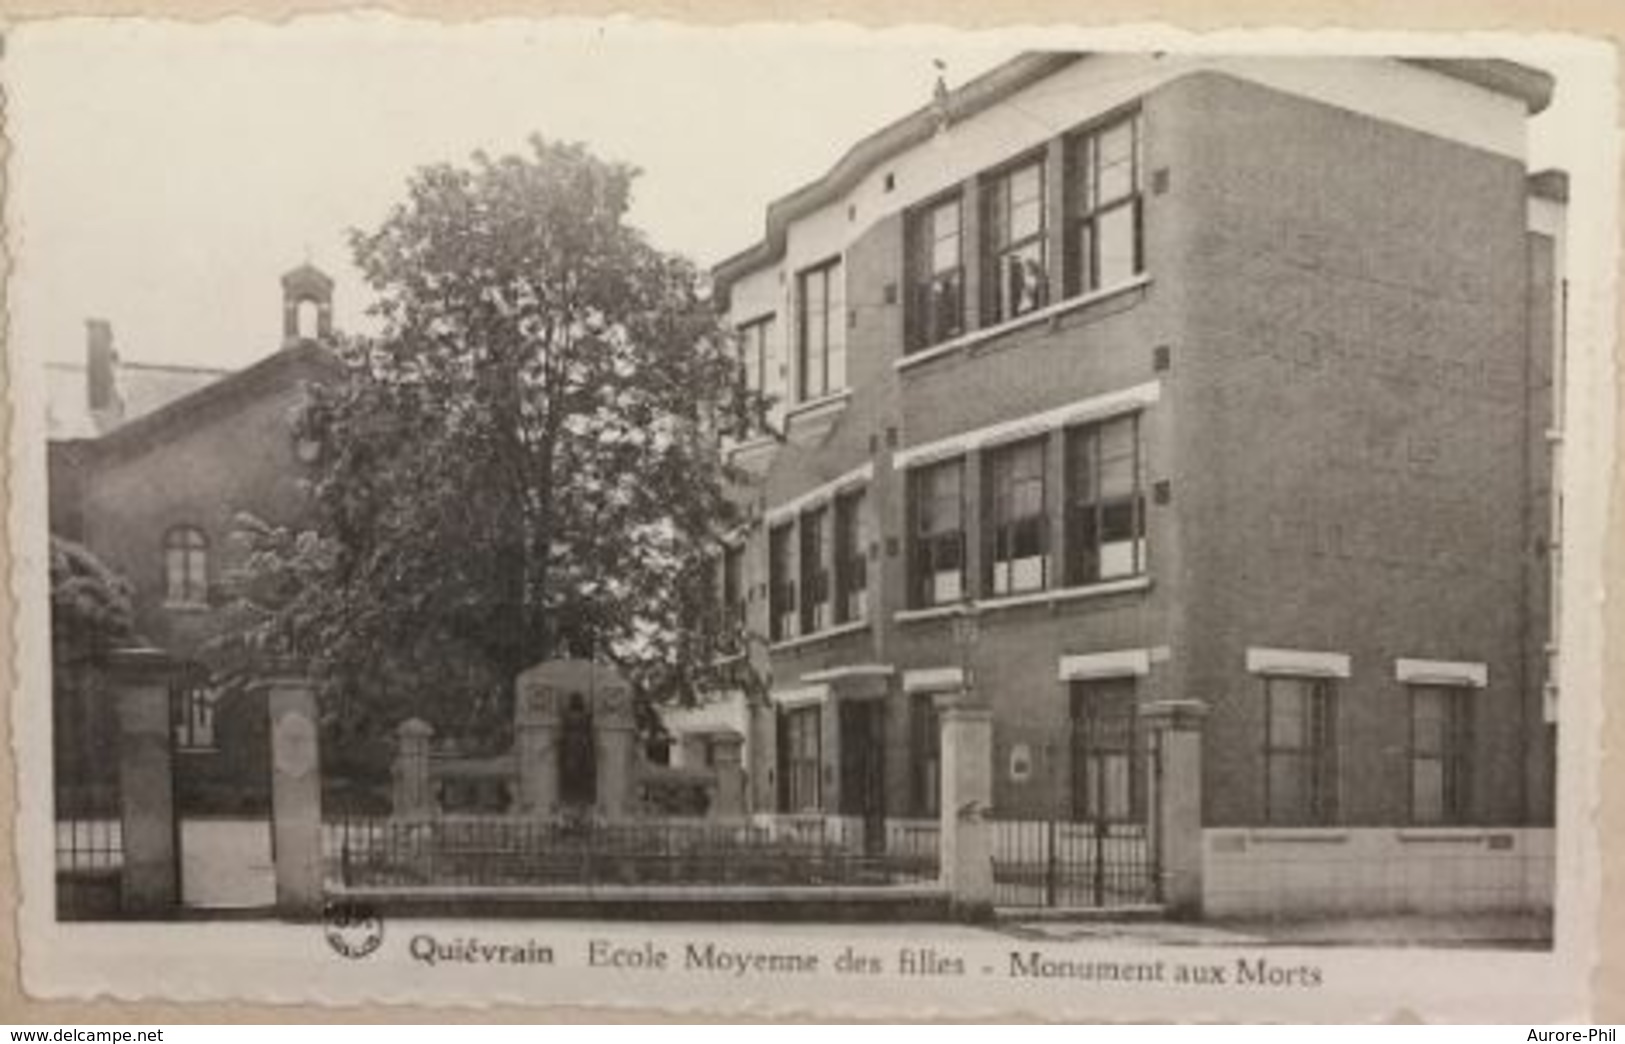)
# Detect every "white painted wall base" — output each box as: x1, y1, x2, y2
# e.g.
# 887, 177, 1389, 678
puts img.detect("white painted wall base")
1202, 827, 1554, 918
